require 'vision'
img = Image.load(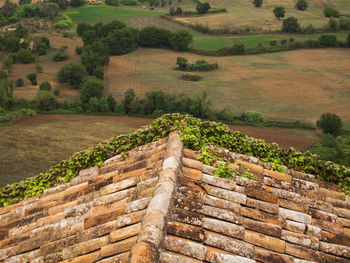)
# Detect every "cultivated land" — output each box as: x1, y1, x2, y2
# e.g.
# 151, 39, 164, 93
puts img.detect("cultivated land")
0, 114, 320, 186
104, 48, 350, 124
175, 0, 350, 30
